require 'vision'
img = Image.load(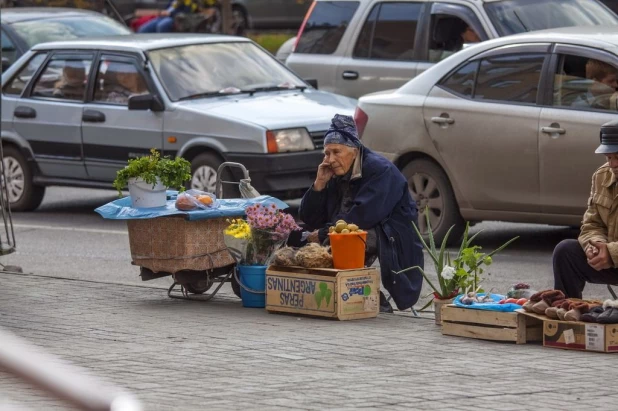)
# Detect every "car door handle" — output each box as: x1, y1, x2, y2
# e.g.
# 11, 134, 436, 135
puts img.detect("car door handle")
14, 106, 36, 119
541, 126, 566, 135
342, 71, 359, 80
82, 110, 106, 123
431, 116, 454, 125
